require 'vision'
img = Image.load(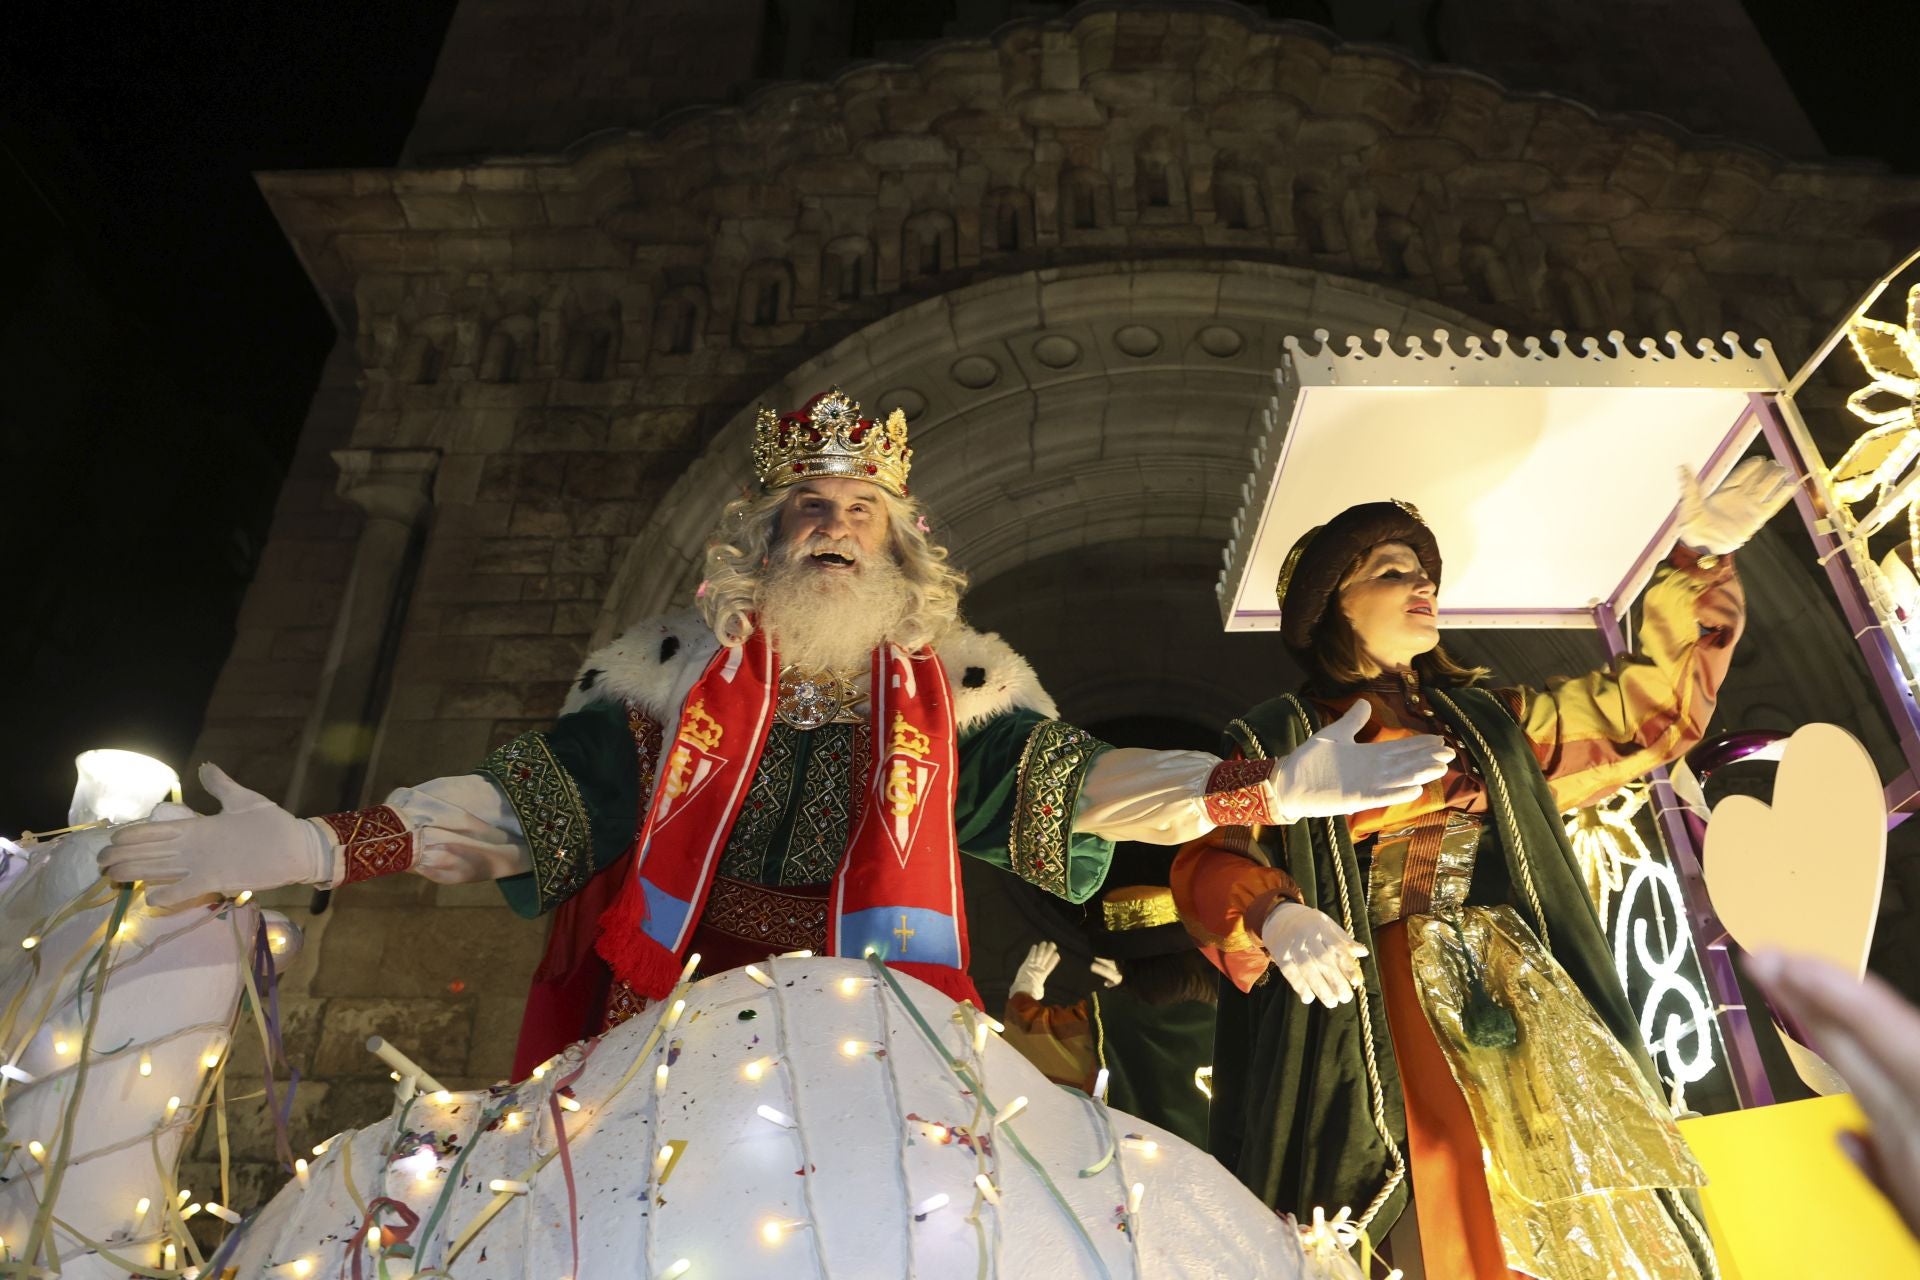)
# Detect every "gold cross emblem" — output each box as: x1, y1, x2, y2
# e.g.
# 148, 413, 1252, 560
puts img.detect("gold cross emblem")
893, 914, 915, 952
